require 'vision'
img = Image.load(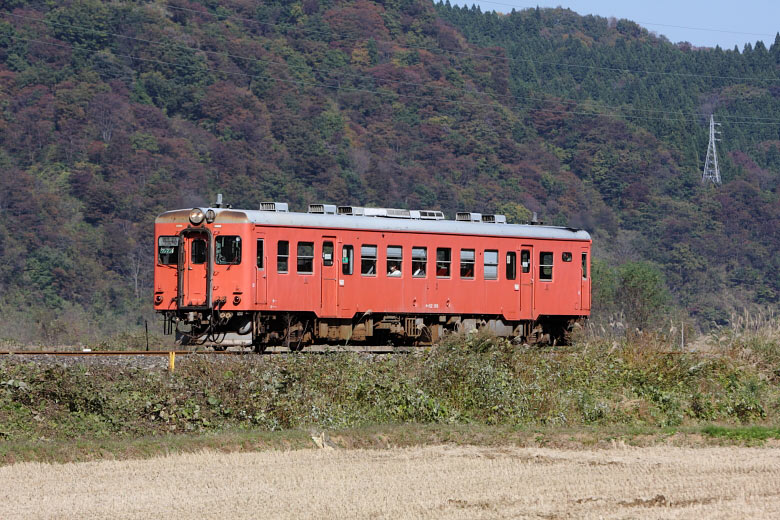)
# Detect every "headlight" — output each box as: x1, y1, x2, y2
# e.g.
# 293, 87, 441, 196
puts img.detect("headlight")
205, 209, 216, 223
189, 208, 205, 225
